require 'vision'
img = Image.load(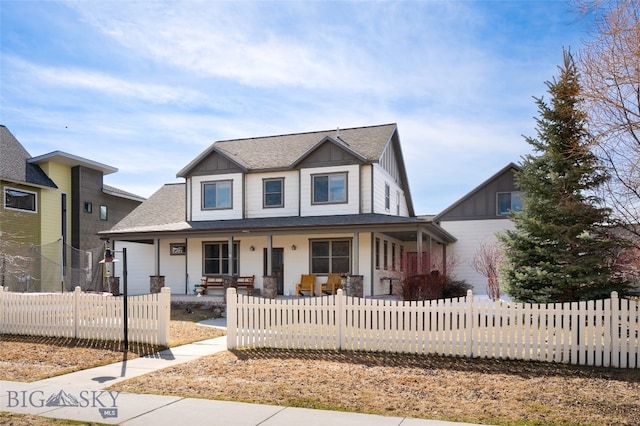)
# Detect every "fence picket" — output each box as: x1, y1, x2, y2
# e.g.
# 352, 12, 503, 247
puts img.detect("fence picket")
1, 286, 169, 345
224, 290, 640, 368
